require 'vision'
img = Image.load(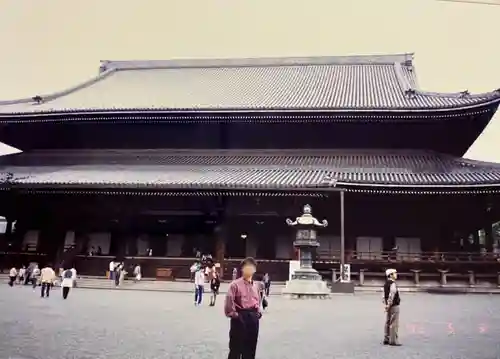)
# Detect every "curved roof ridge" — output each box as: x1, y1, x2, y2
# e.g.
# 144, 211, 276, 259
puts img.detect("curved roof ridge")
393, 62, 414, 93
391, 61, 500, 101
102, 53, 415, 71
0, 68, 116, 106
416, 88, 500, 99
